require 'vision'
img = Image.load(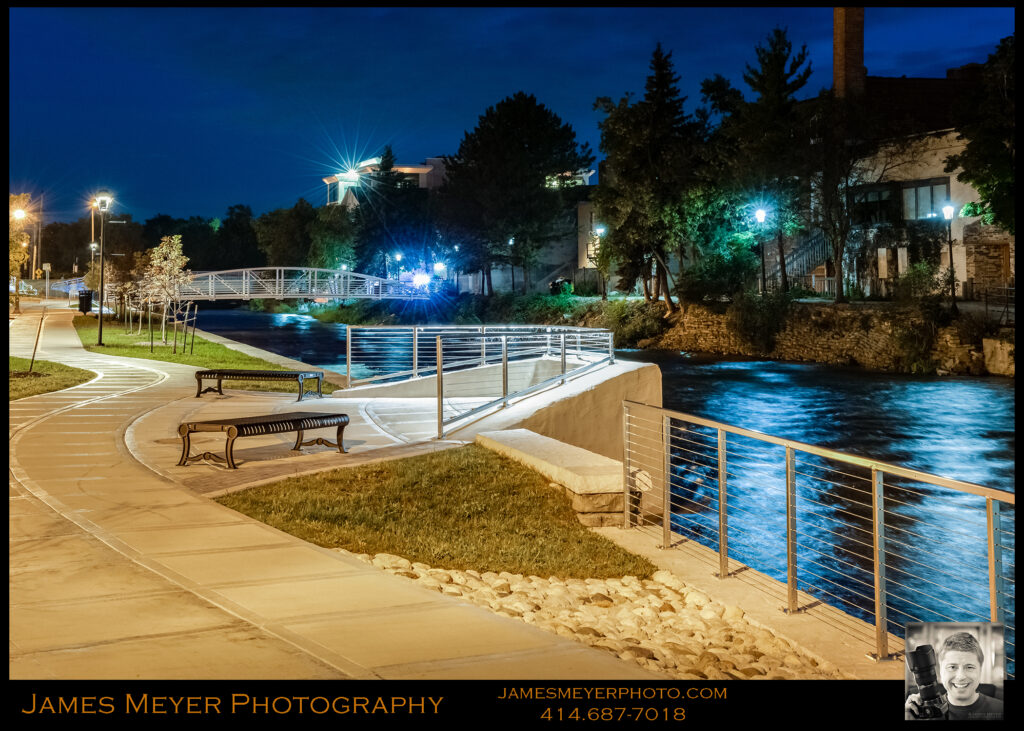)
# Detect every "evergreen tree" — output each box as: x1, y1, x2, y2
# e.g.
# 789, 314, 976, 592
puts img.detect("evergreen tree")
594, 44, 701, 310
699, 28, 813, 293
